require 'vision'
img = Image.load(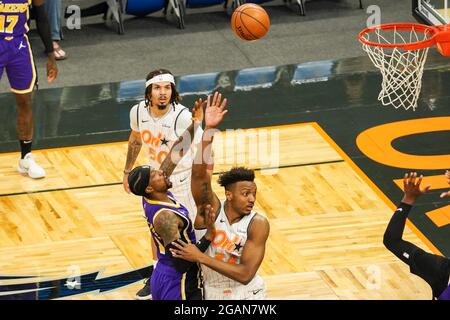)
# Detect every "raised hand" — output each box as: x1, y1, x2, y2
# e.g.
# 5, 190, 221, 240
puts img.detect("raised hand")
122, 174, 131, 194
192, 98, 206, 124
402, 172, 431, 205
204, 204, 216, 241
440, 170, 450, 198
205, 92, 228, 129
